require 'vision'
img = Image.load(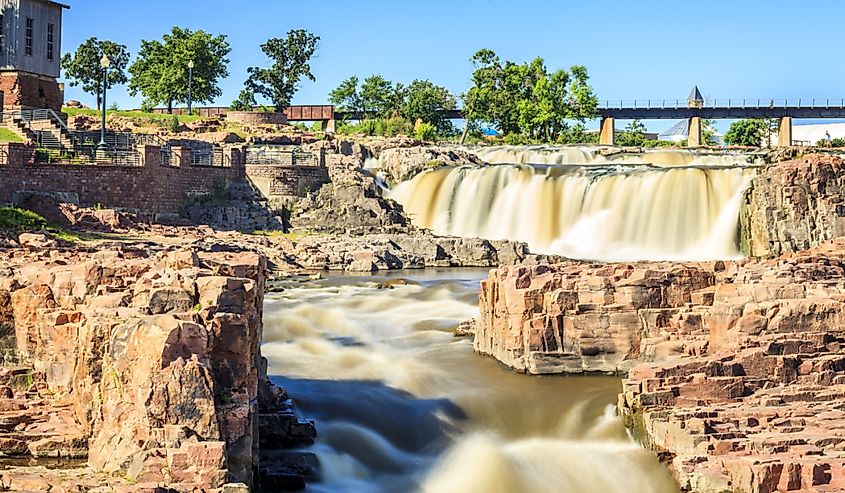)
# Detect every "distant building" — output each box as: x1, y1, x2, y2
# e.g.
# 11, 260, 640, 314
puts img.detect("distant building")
0, 0, 68, 111
769, 122, 845, 146
658, 119, 724, 145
